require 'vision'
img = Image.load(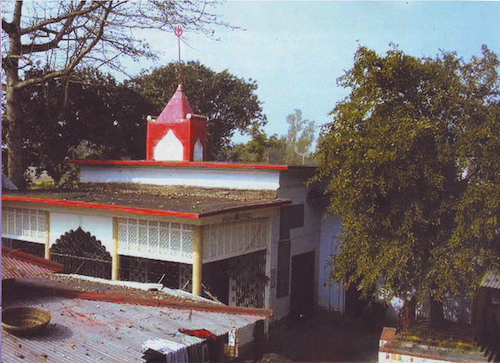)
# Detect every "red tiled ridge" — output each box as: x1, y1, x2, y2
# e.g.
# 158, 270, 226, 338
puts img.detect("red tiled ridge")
68, 160, 290, 170
23, 281, 273, 318
2, 246, 64, 273
77, 292, 273, 317
2, 195, 290, 219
